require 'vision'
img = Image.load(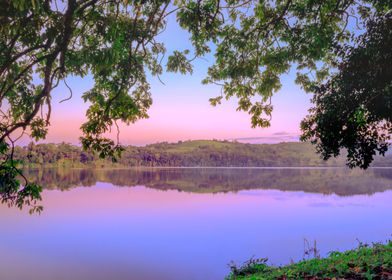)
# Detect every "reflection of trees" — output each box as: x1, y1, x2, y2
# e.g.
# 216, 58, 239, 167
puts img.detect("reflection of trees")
372, 169, 392, 180
24, 168, 96, 190
24, 168, 392, 196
